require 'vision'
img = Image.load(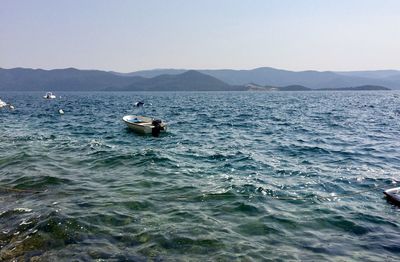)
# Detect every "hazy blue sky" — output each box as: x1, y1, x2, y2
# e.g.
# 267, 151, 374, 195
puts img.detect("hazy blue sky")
1, 0, 399, 72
